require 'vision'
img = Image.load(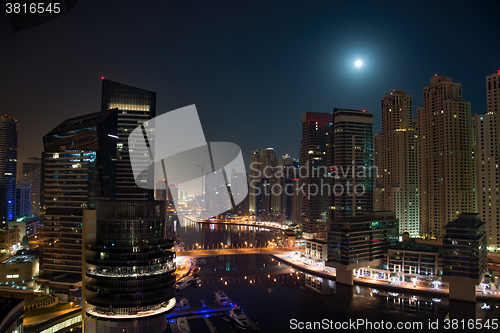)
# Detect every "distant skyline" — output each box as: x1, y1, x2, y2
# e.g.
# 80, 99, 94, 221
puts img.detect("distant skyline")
1, 0, 499, 162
